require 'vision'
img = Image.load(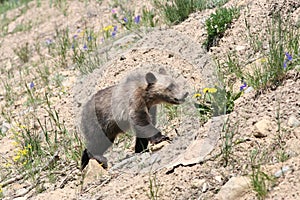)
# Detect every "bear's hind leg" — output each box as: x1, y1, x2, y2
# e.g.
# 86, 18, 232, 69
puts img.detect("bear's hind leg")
81, 149, 90, 171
